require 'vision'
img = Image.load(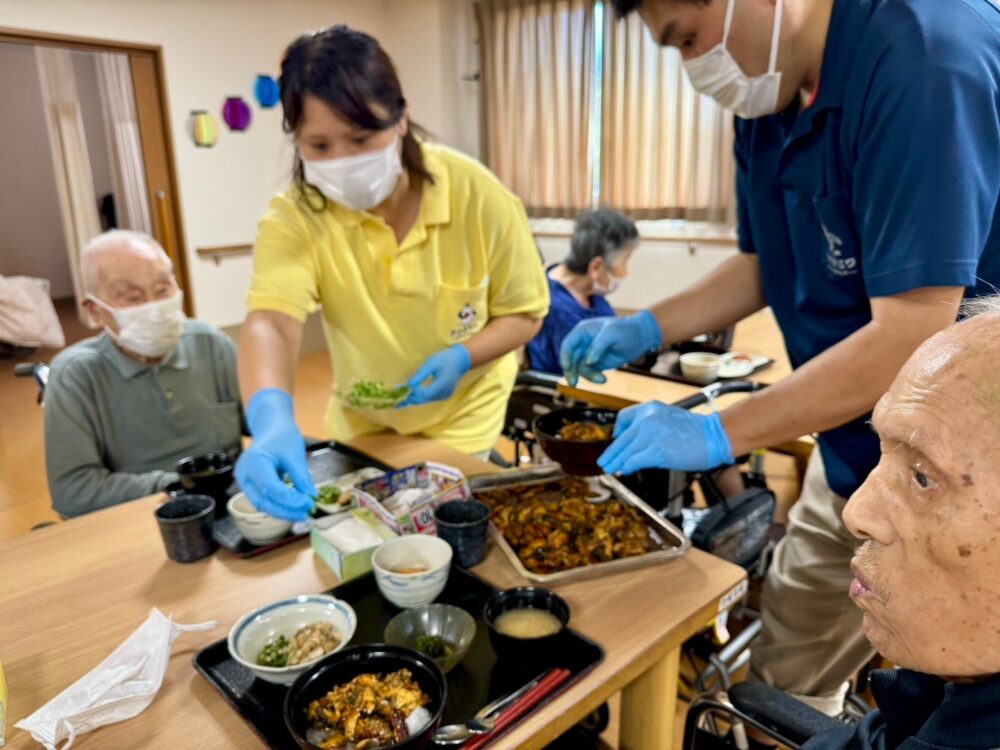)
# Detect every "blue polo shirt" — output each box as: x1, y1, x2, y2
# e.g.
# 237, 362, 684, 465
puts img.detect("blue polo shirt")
735, 0, 1000, 497
527, 265, 616, 374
